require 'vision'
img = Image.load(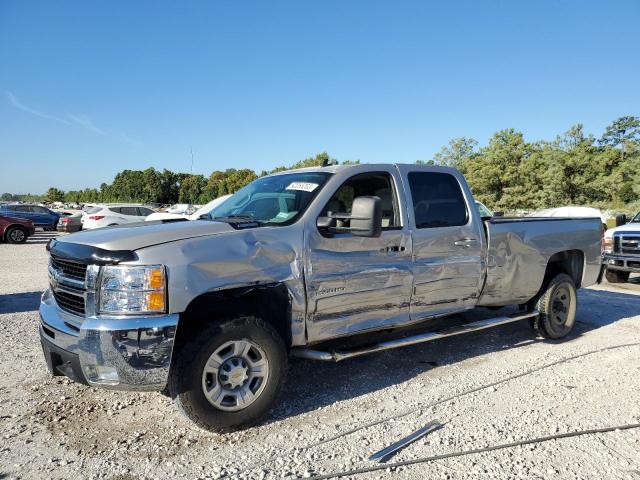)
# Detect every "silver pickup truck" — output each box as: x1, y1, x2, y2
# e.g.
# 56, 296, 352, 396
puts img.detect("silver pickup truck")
40, 164, 602, 431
